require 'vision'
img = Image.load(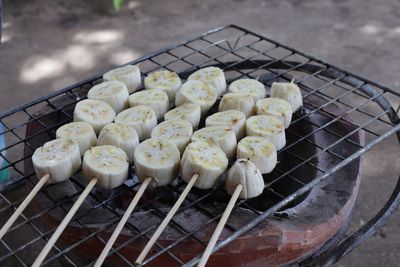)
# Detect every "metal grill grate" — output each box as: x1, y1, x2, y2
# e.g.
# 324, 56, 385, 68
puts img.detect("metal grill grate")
0, 25, 399, 266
